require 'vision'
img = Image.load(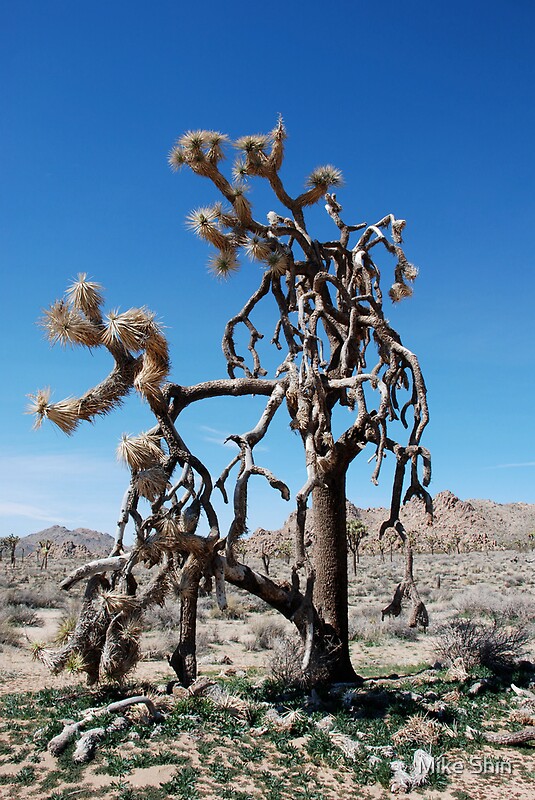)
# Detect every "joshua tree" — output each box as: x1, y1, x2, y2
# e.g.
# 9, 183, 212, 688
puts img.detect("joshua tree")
346, 519, 368, 573
3, 535, 20, 567
38, 539, 53, 570
277, 540, 292, 565
29, 120, 431, 686
260, 546, 272, 576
